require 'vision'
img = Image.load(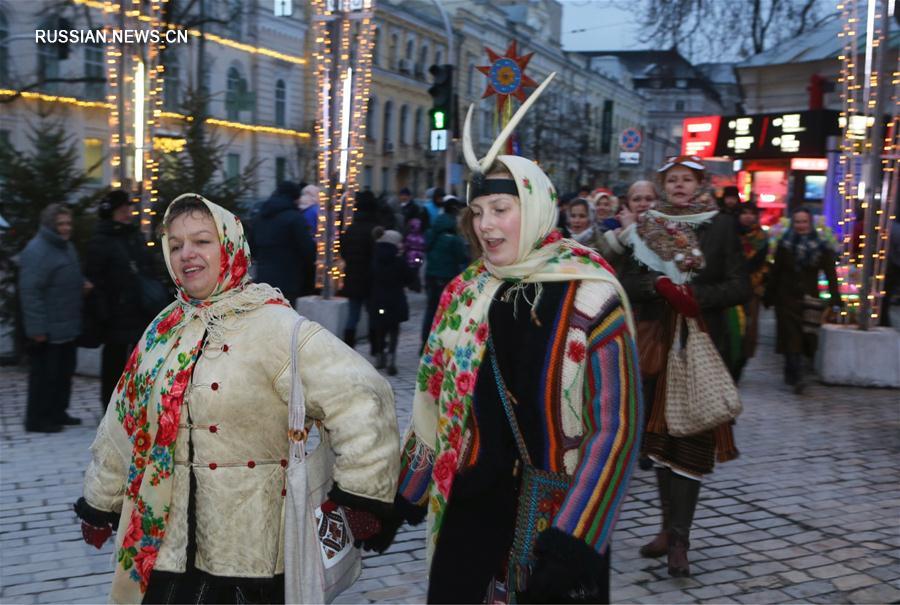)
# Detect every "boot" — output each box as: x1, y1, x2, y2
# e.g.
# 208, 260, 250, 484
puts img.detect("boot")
667, 474, 700, 577
368, 329, 377, 356
386, 352, 397, 376
640, 467, 671, 558
342, 329, 356, 349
